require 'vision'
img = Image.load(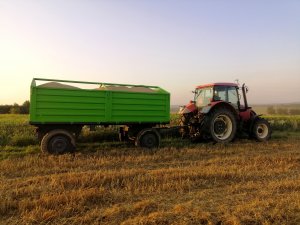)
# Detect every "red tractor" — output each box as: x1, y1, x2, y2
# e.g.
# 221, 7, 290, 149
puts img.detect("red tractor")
179, 82, 271, 143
